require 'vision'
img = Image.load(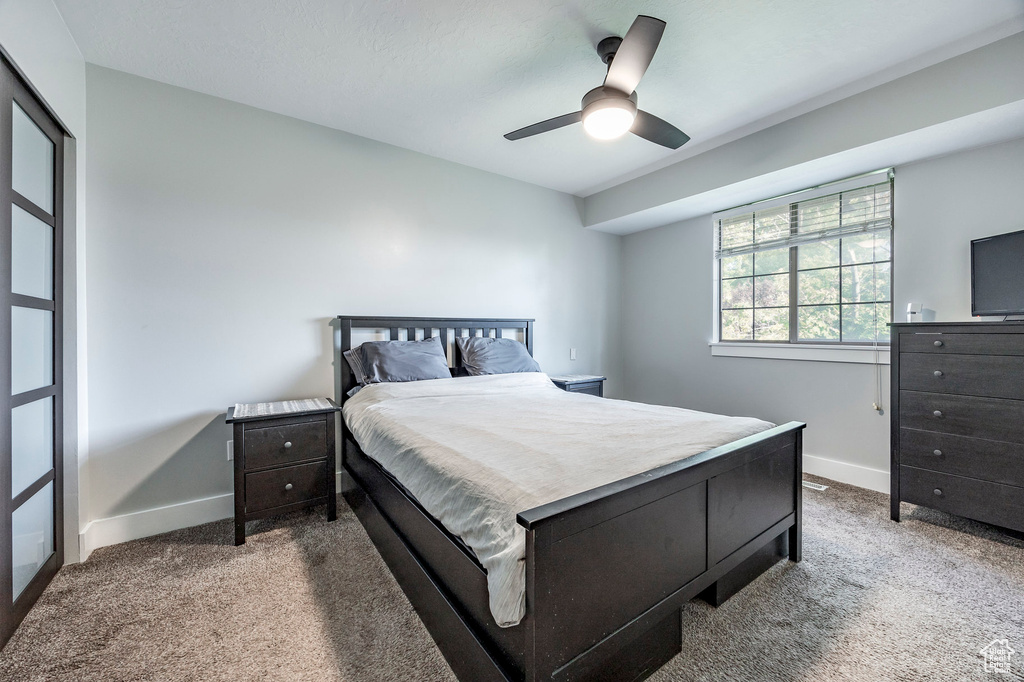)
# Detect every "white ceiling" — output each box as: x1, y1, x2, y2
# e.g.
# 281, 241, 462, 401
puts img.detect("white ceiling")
55, 0, 1024, 196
